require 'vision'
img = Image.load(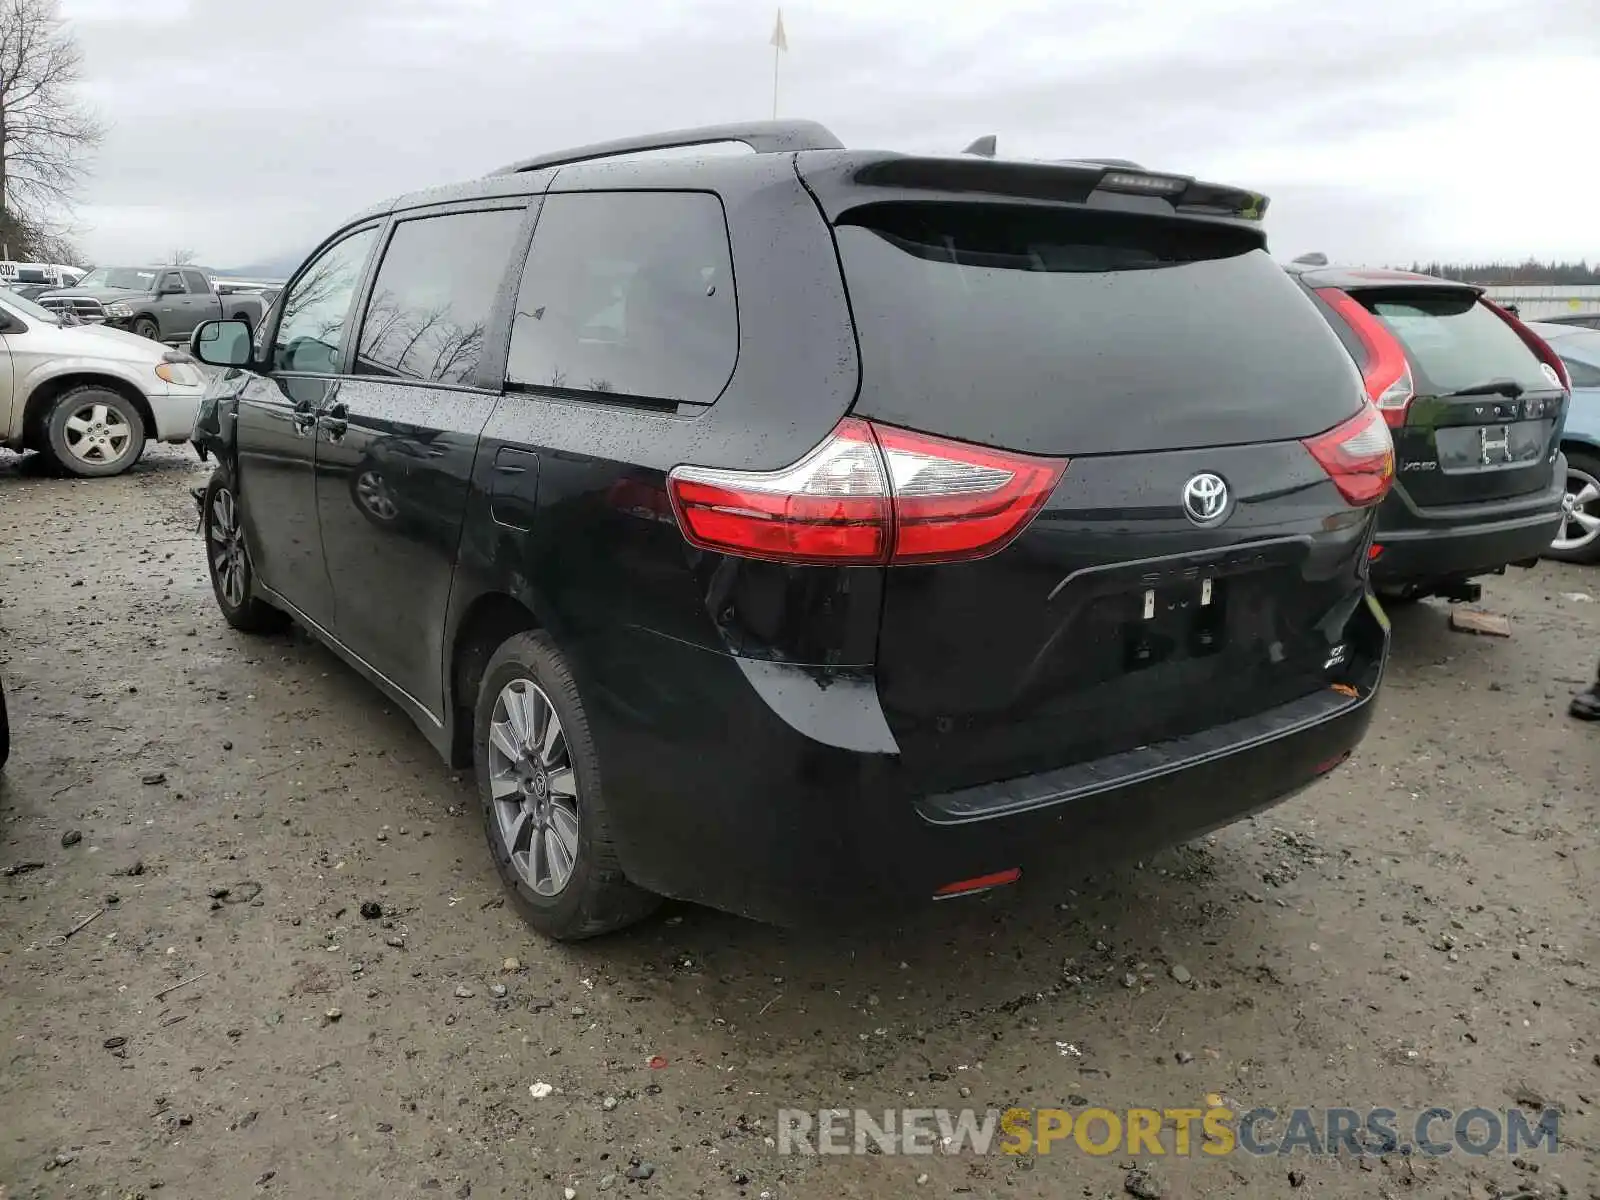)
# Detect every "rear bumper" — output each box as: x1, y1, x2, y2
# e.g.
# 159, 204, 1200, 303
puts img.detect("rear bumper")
584, 596, 1388, 927
1371, 463, 1566, 586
